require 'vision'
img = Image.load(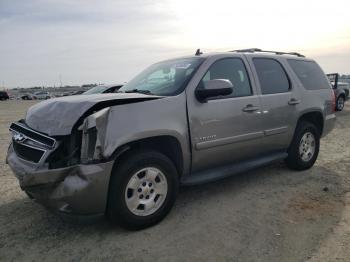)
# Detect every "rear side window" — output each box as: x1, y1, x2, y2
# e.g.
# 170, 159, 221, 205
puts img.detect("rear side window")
253, 58, 290, 94
288, 60, 330, 90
